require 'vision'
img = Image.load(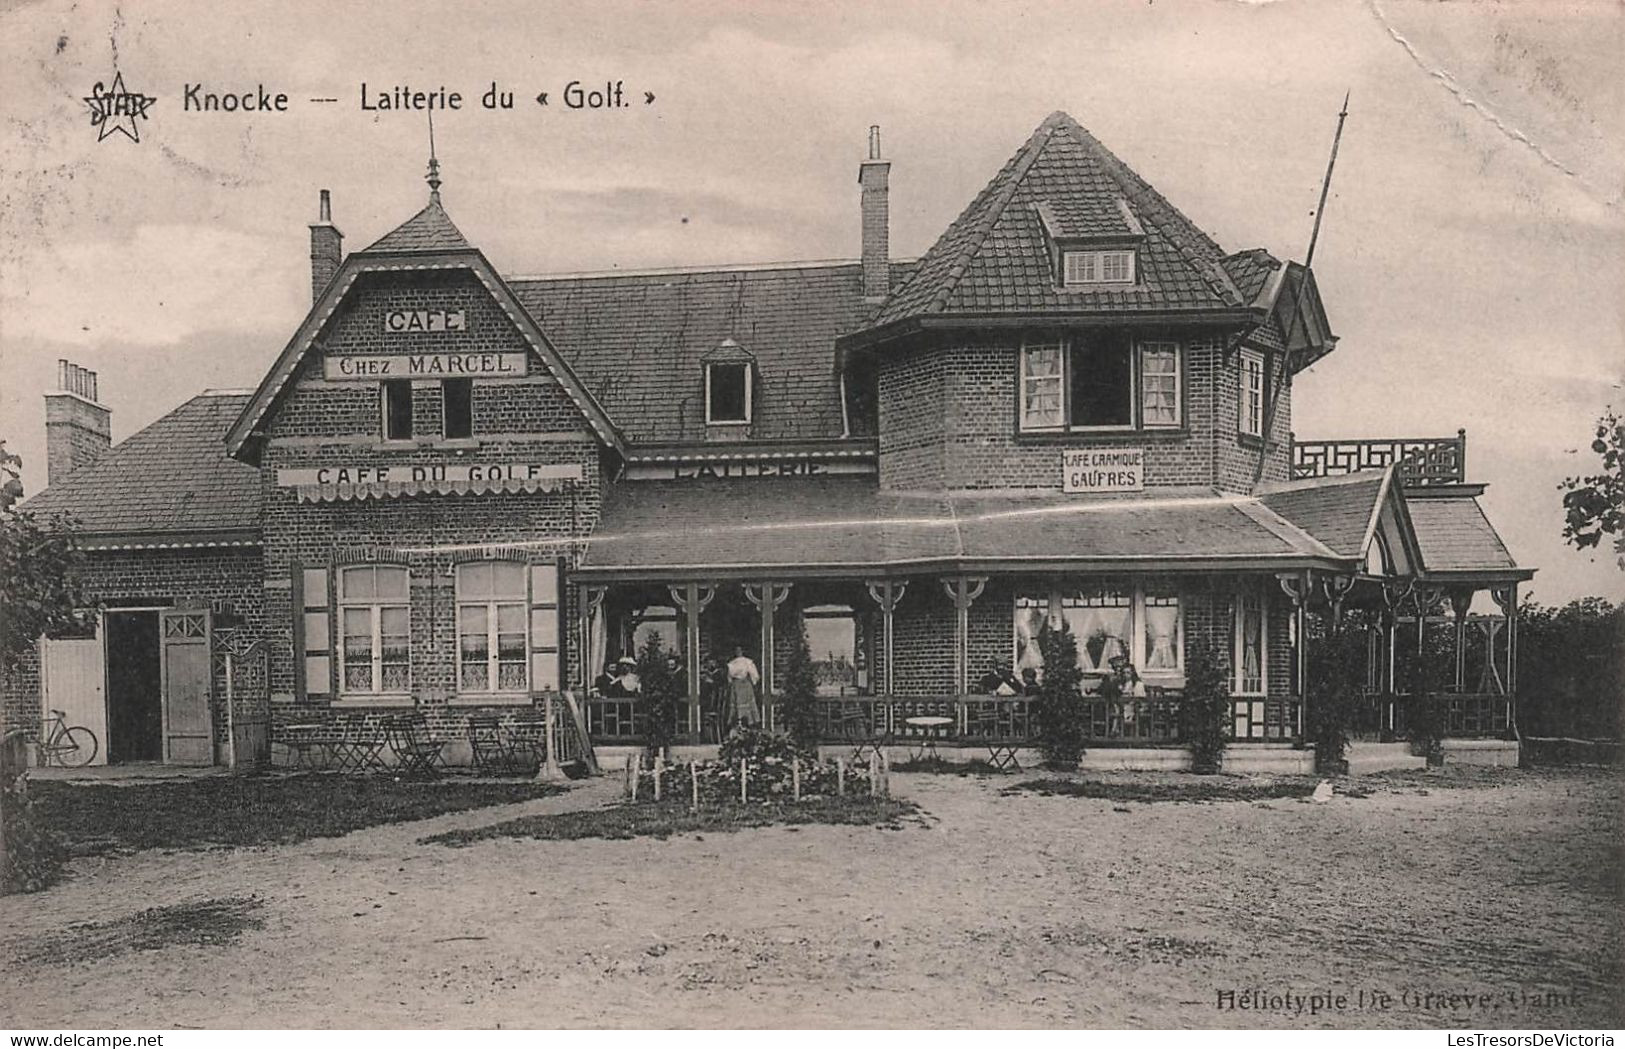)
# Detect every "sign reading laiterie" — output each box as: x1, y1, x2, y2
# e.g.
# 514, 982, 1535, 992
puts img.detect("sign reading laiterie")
384, 309, 466, 333
323, 352, 528, 380
277, 463, 581, 486
1062, 448, 1144, 493
624, 460, 876, 481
